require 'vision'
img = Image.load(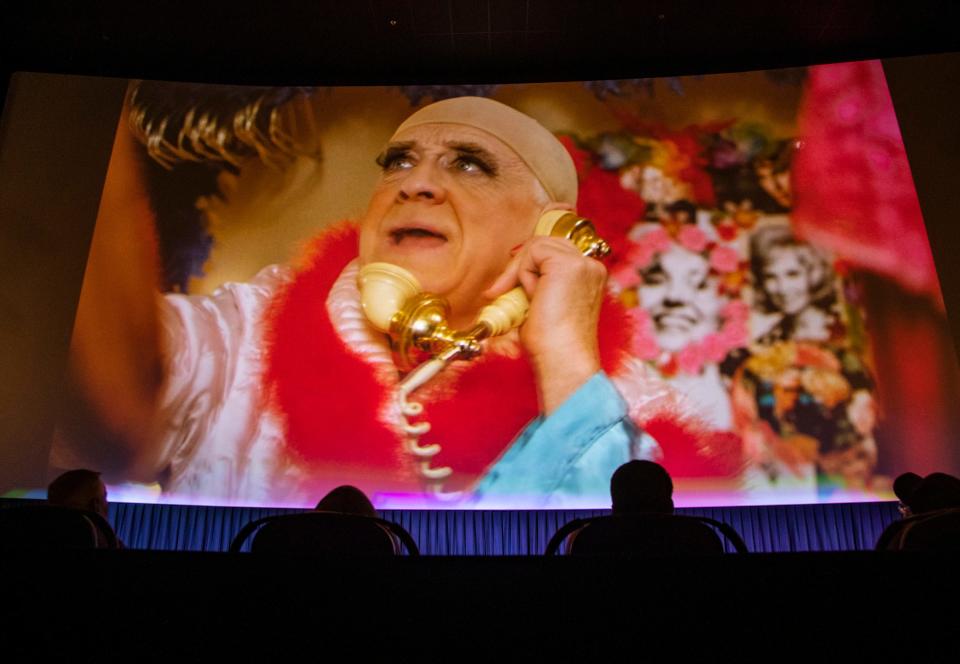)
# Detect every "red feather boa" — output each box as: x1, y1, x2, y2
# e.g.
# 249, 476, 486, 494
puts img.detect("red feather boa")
263, 223, 739, 495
